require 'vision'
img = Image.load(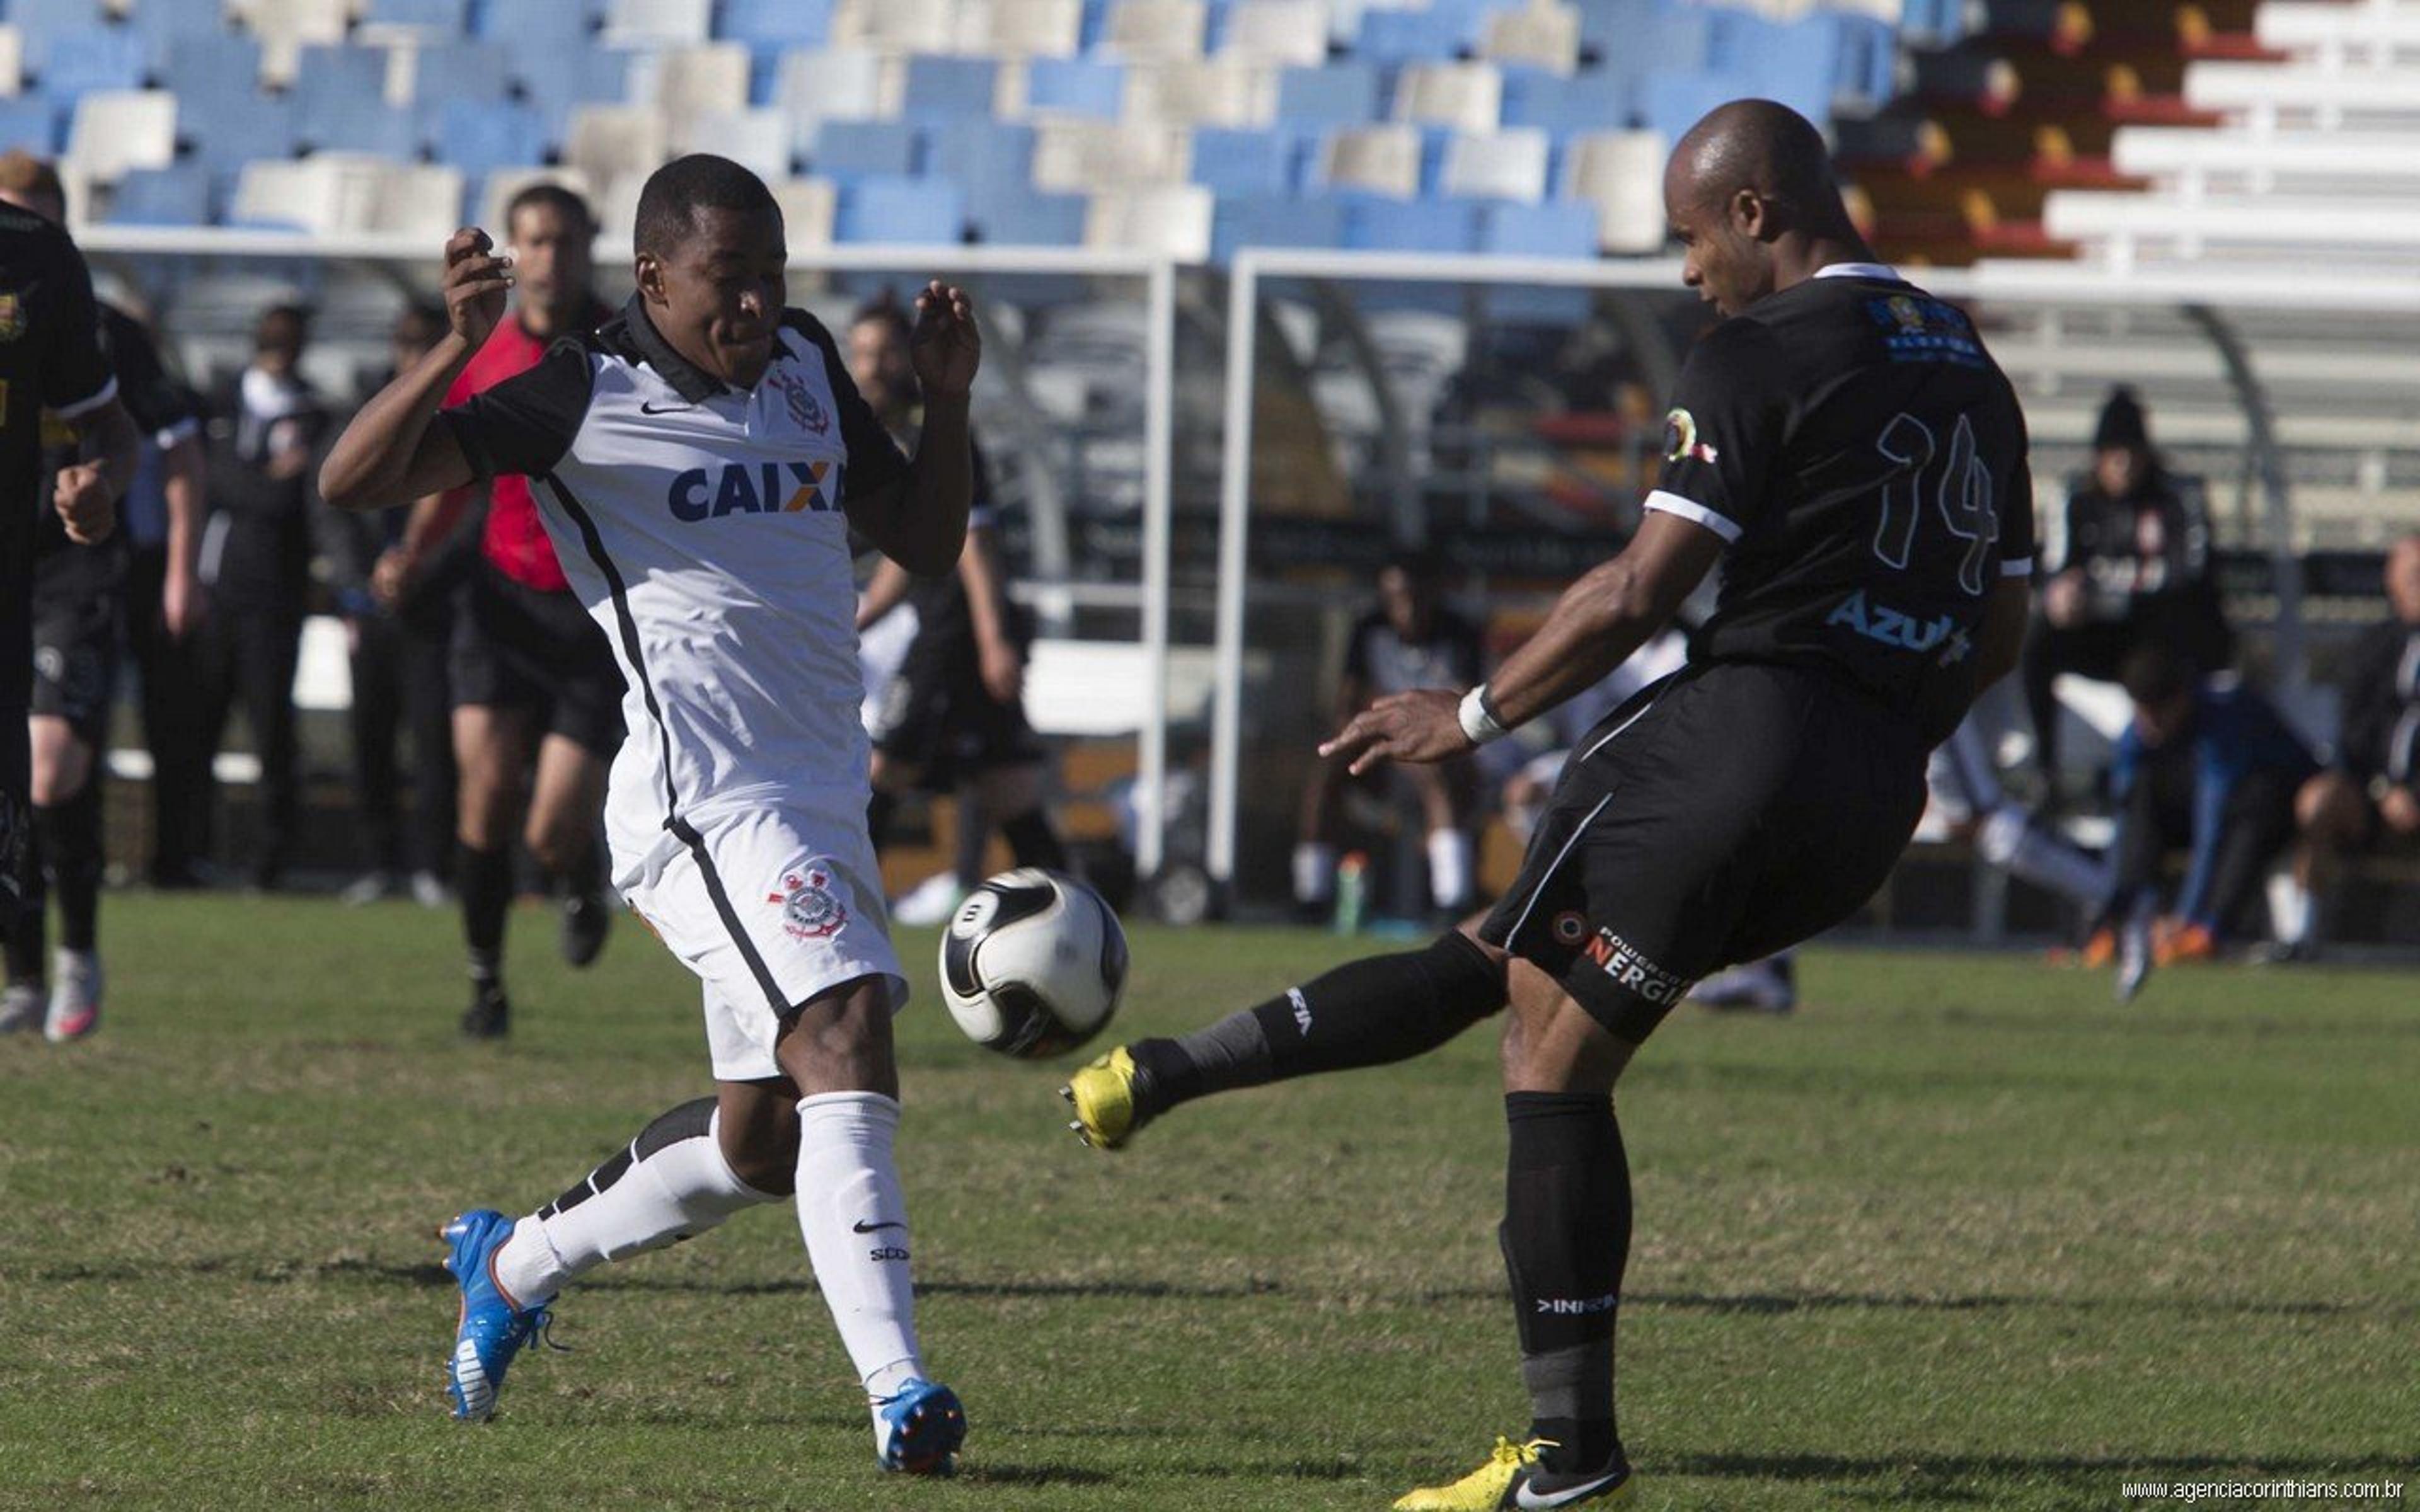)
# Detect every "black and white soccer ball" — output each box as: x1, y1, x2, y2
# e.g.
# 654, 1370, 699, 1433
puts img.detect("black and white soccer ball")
939, 869, 1128, 1058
